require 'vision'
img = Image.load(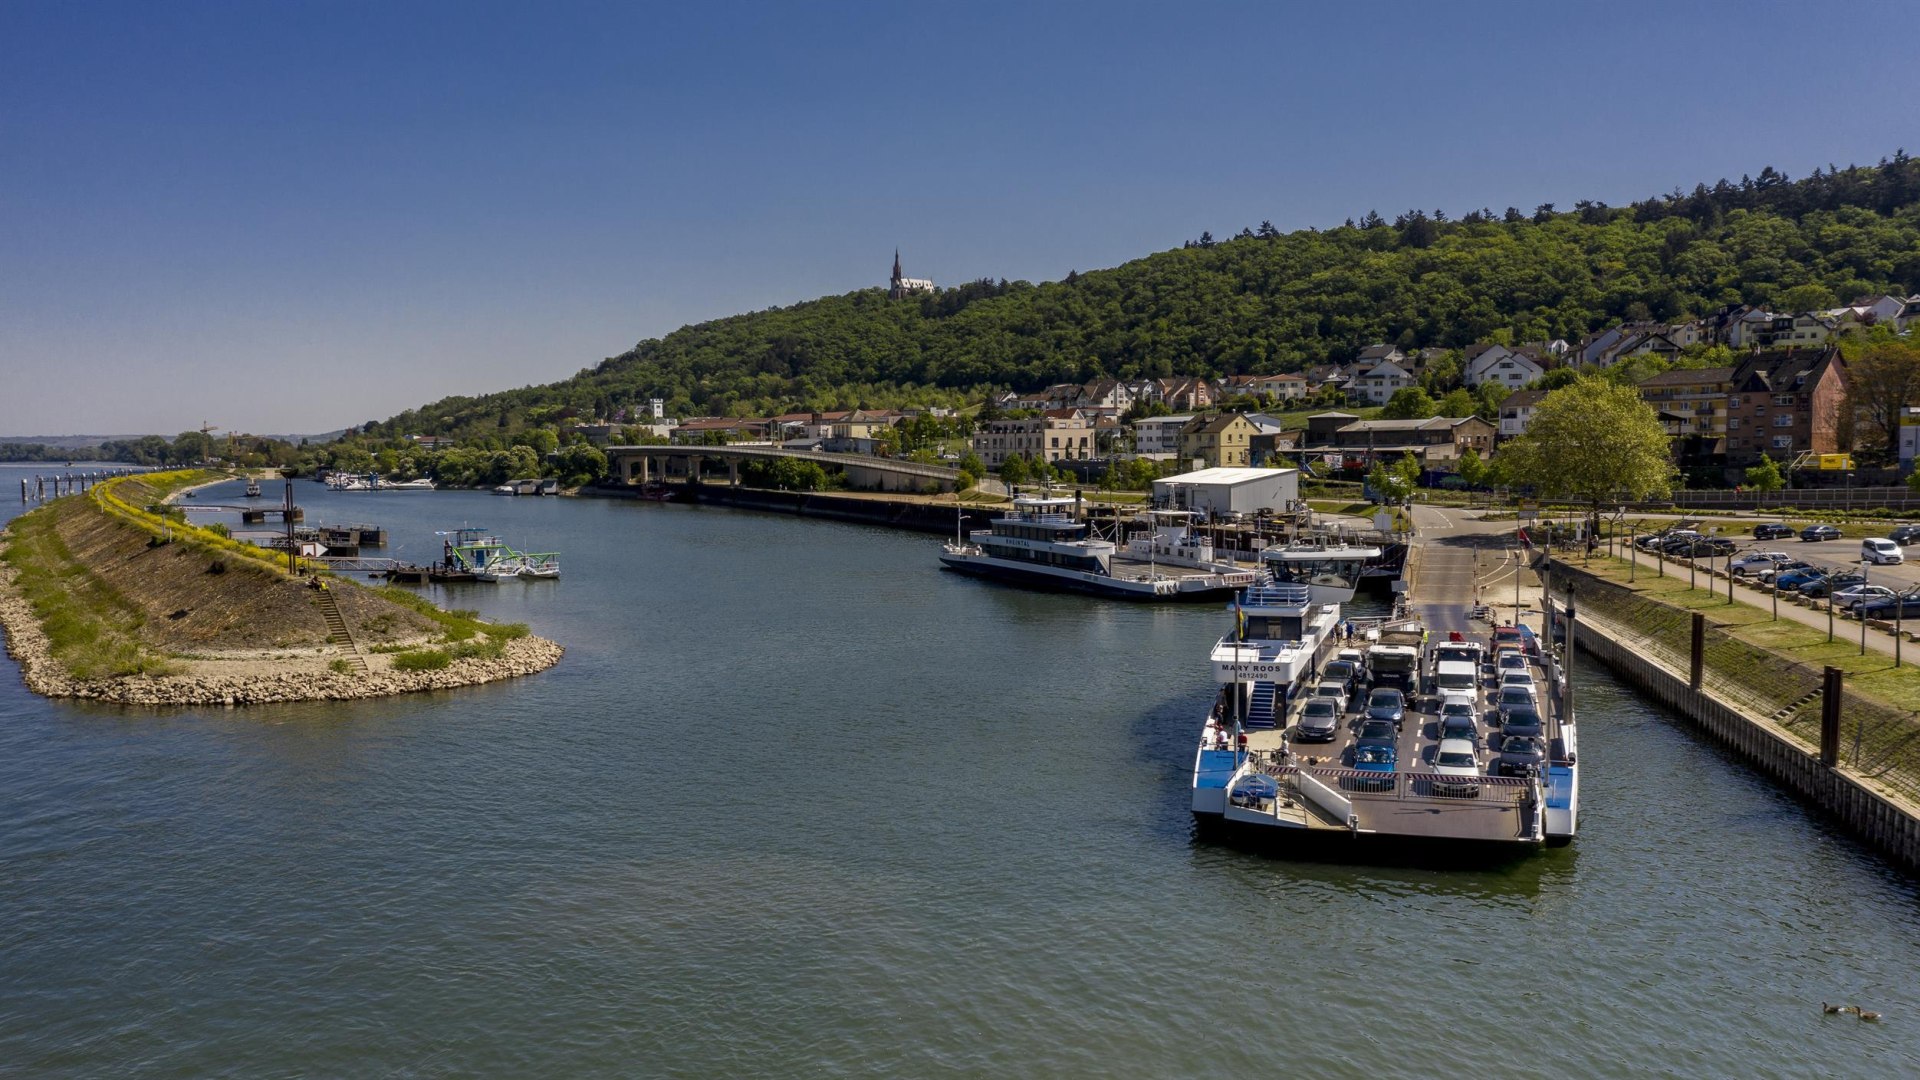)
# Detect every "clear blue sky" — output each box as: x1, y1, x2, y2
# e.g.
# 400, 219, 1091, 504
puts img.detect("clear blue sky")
3, 0, 1914, 437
